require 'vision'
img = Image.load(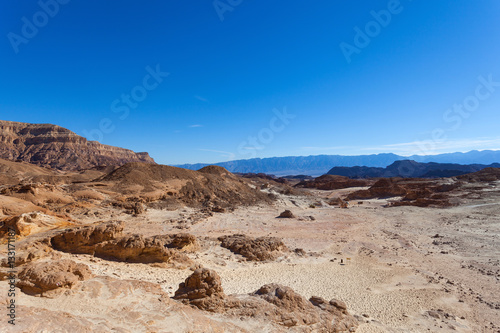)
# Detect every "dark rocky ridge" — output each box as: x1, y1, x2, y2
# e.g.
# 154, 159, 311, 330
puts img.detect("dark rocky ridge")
327, 160, 500, 179
0, 120, 154, 170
